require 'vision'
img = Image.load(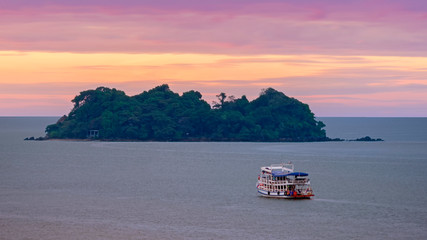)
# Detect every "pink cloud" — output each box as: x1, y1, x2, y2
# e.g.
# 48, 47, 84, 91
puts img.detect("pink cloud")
1, 1, 426, 55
